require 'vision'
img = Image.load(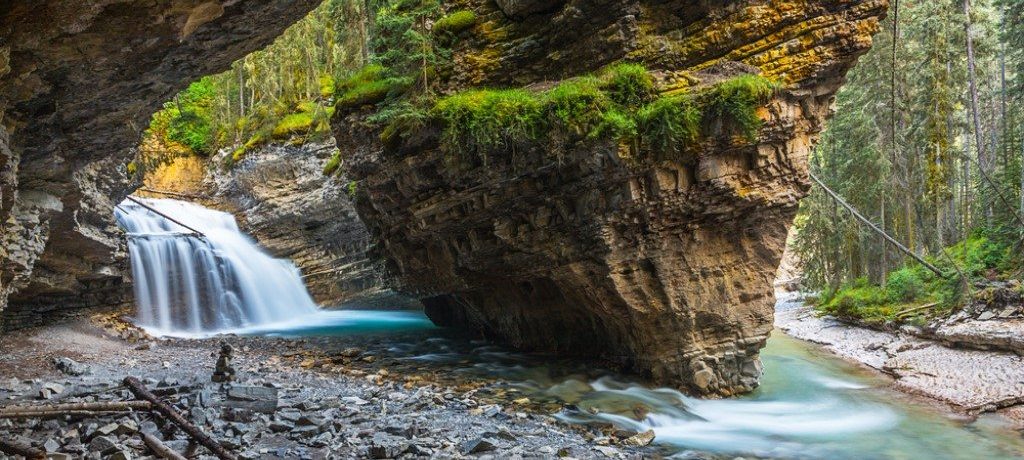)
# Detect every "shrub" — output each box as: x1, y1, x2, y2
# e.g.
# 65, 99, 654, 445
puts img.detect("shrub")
636, 96, 701, 160
591, 109, 638, 141
338, 64, 387, 91
432, 89, 545, 160
886, 267, 926, 302
272, 112, 314, 138
369, 100, 431, 144
319, 75, 336, 98
433, 10, 476, 35
337, 77, 412, 109
821, 284, 898, 322
704, 74, 778, 139
600, 62, 656, 107
544, 77, 611, 137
